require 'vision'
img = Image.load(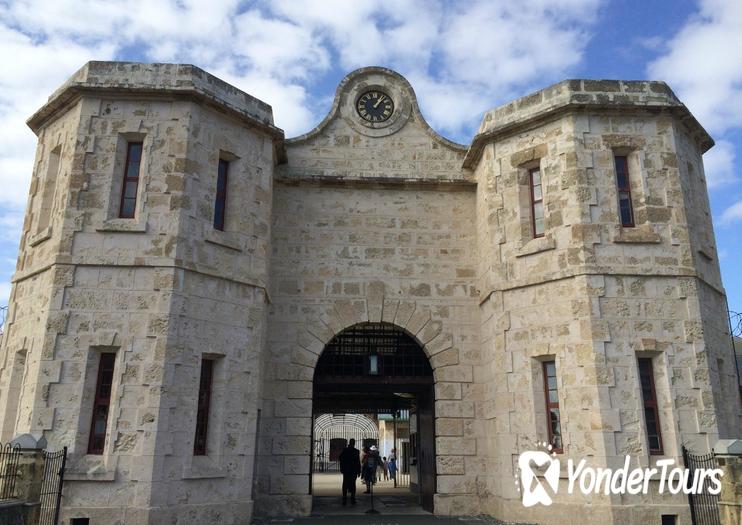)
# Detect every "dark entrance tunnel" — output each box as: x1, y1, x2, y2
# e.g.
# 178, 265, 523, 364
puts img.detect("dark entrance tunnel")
311, 322, 436, 513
